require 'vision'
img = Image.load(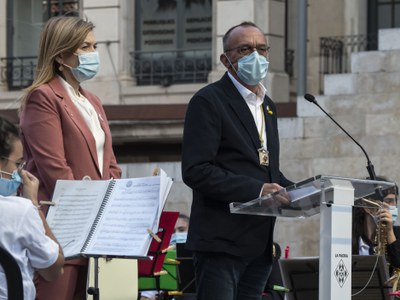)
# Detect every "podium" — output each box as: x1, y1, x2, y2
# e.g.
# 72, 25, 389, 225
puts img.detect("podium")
230, 175, 395, 300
